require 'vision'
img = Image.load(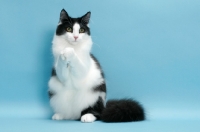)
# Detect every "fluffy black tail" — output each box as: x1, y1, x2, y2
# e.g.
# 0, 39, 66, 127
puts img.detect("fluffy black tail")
101, 99, 145, 122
